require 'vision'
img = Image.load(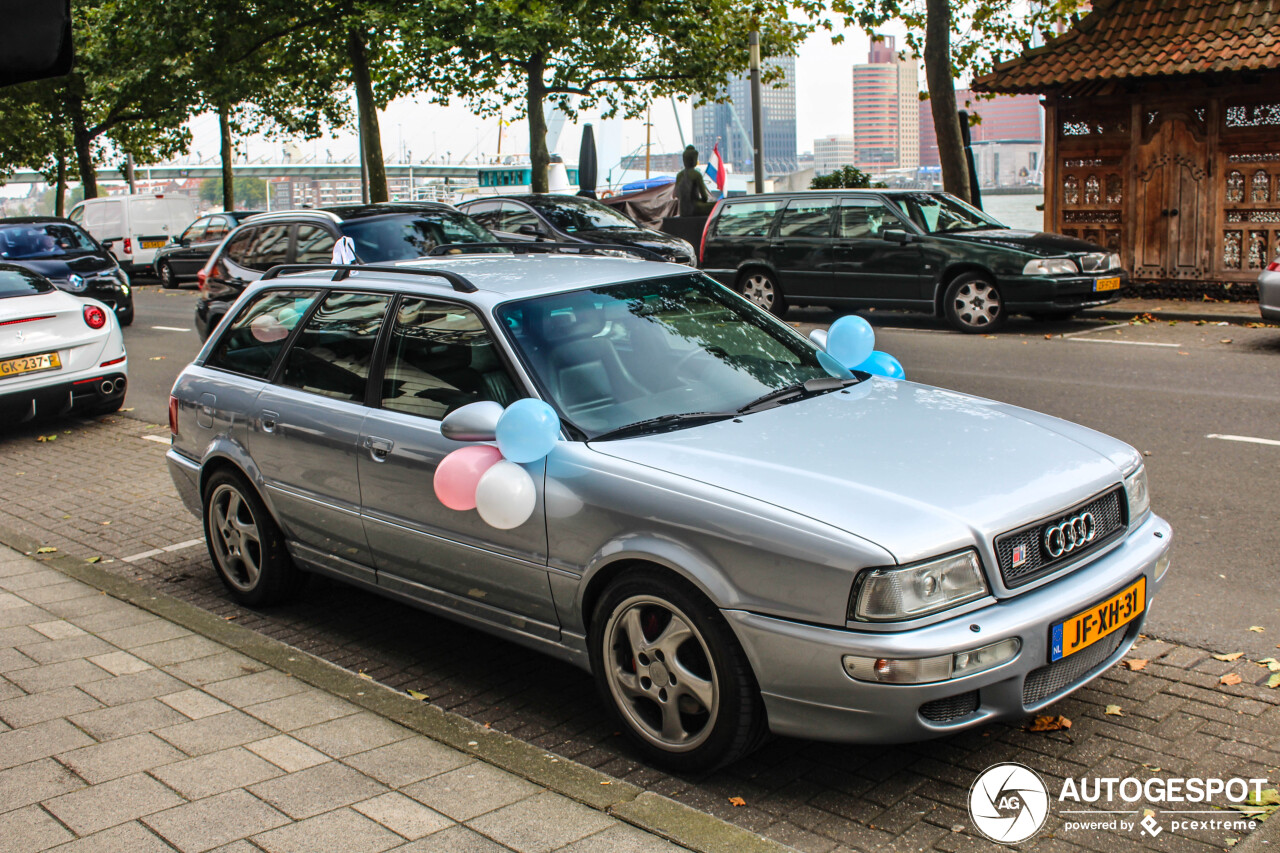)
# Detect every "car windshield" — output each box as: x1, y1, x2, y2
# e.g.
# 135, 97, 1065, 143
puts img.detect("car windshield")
0, 267, 55, 298
496, 274, 840, 438
339, 212, 493, 262
522, 196, 636, 232
0, 223, 99, 260
889, 193, 1006, 234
